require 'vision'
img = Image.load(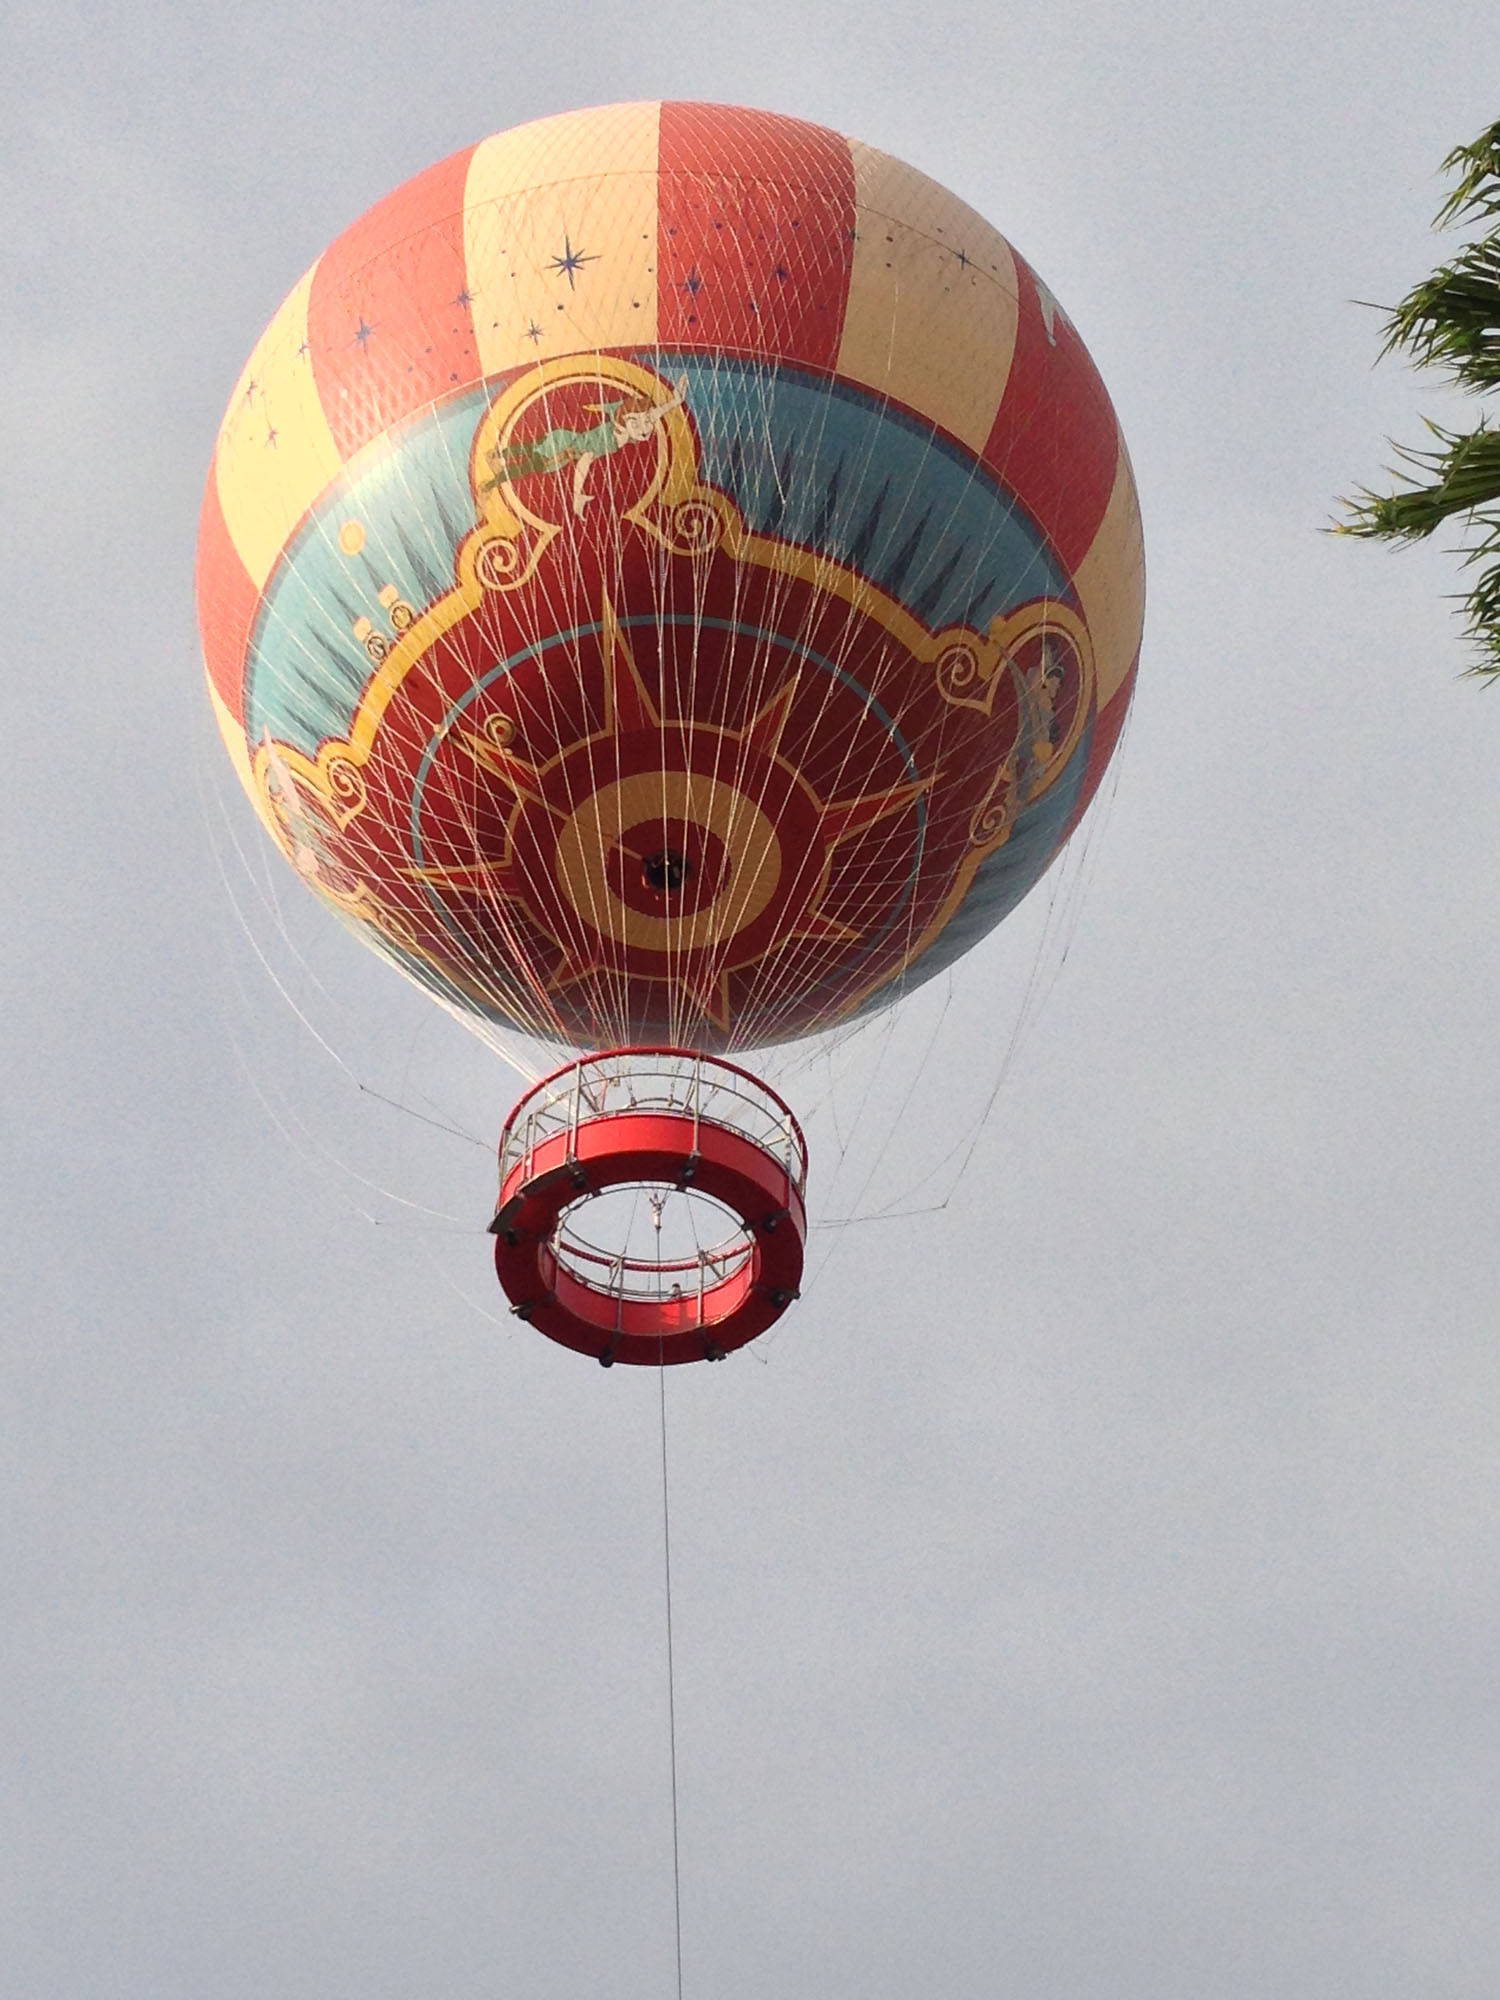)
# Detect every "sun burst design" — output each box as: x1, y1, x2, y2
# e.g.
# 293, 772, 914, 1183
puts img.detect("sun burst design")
405, 595, 931, 1029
